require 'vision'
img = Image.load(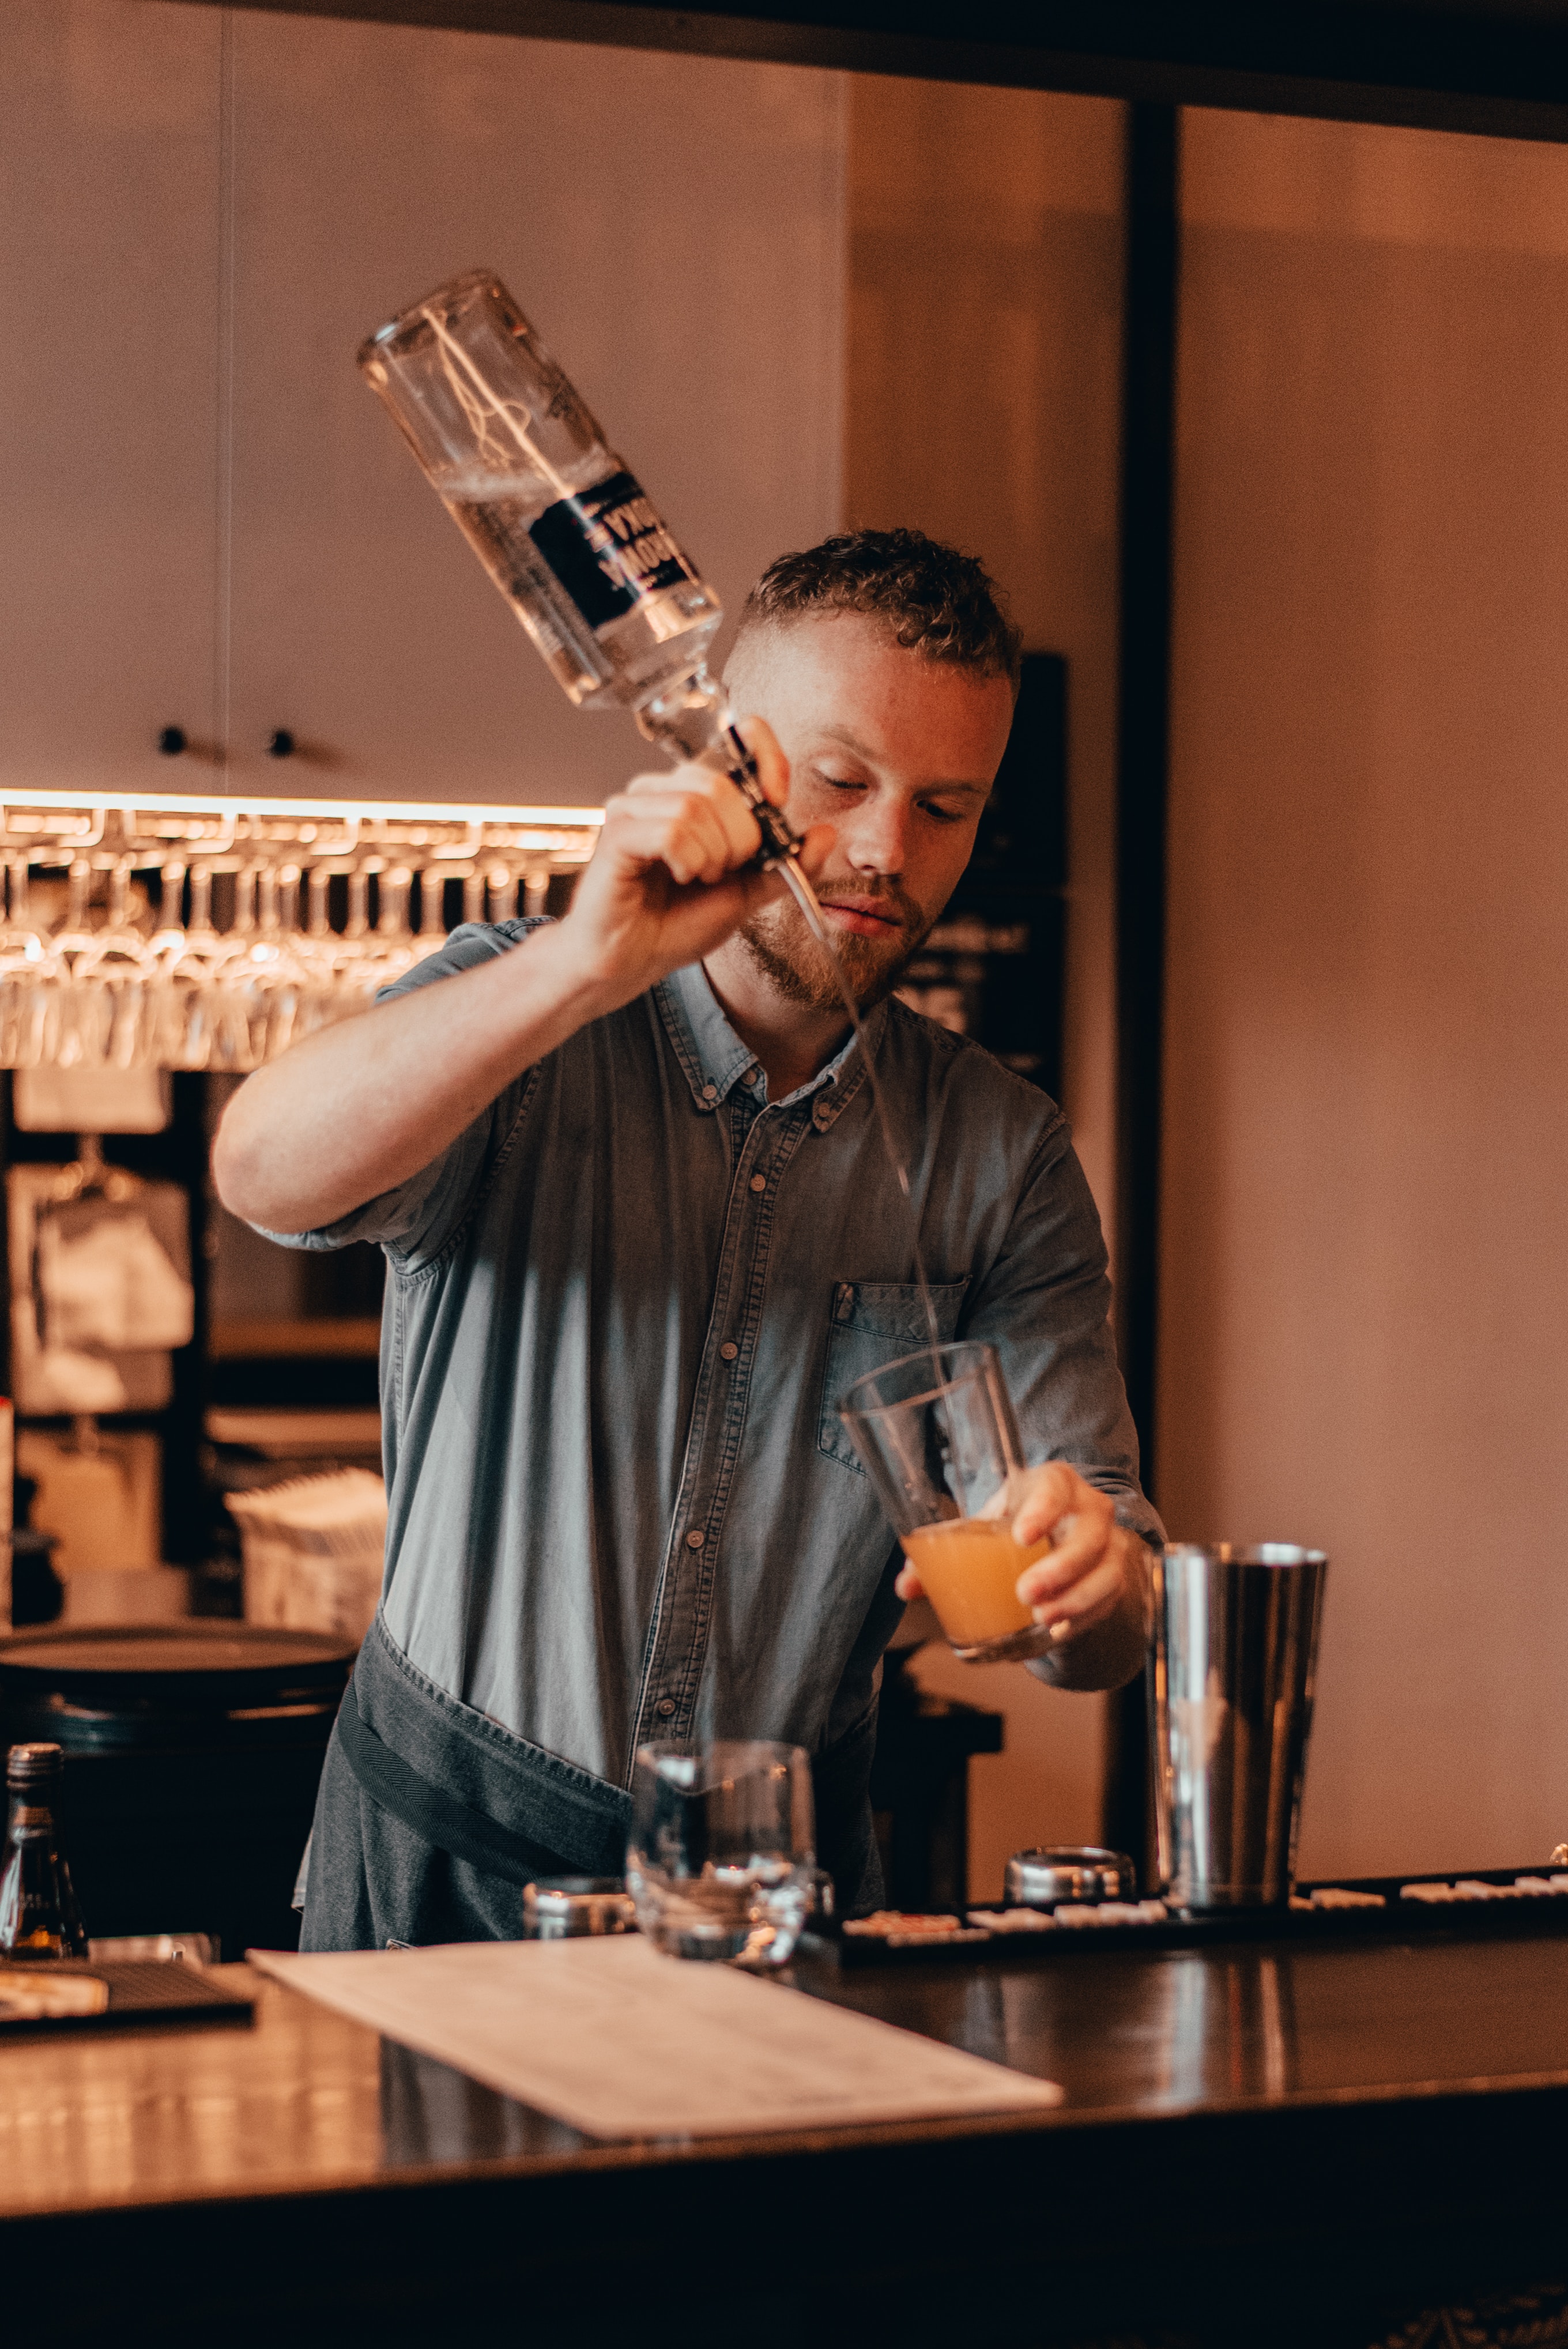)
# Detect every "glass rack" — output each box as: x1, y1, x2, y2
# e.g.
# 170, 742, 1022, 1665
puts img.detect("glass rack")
0, 787, 602, 1072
